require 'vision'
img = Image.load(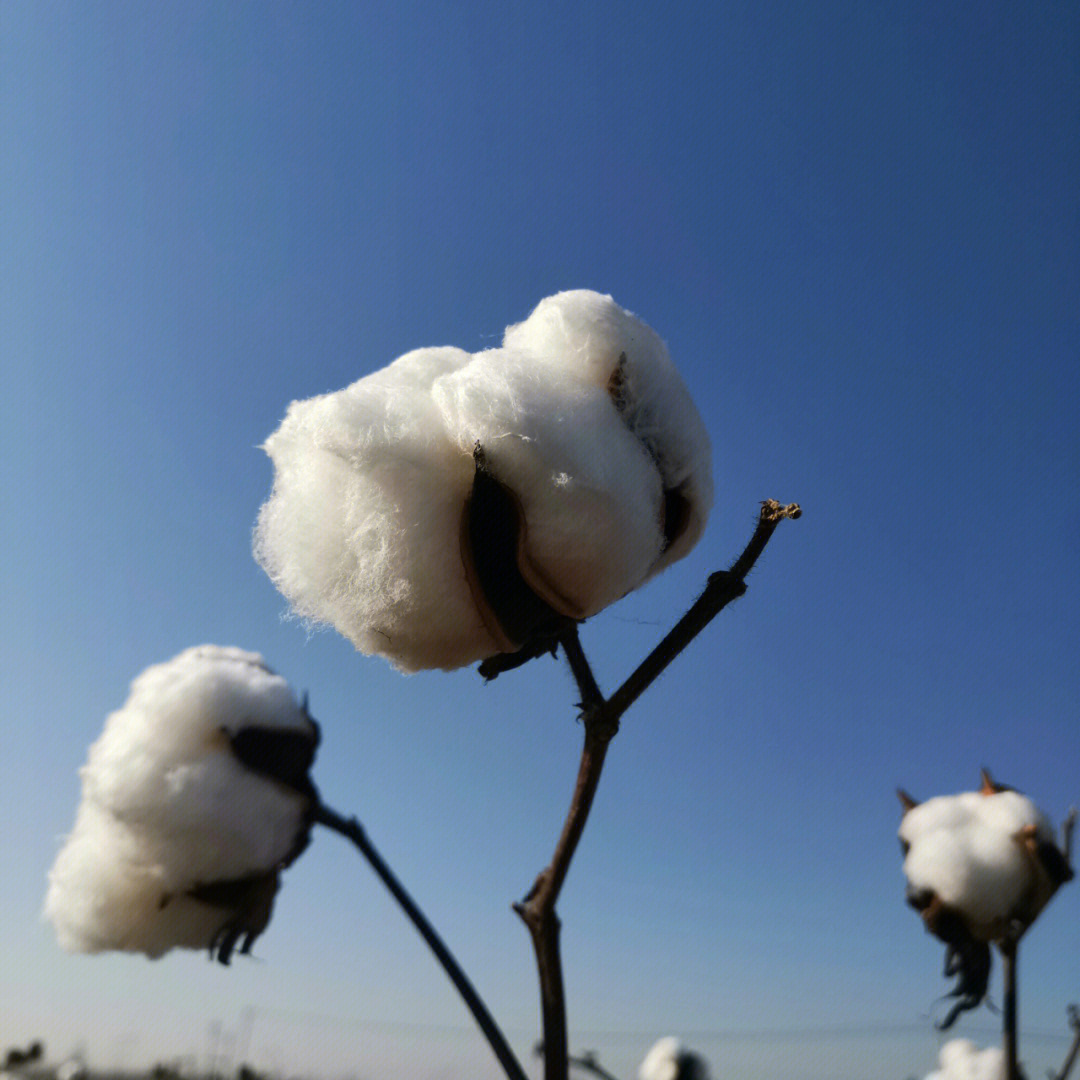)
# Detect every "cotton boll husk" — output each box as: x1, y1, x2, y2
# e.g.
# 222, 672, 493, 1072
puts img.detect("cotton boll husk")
901, 789, 1055, 936
501, 290, 713, 570
924, 1038, 1004, 1080
254, 347, 501, 672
